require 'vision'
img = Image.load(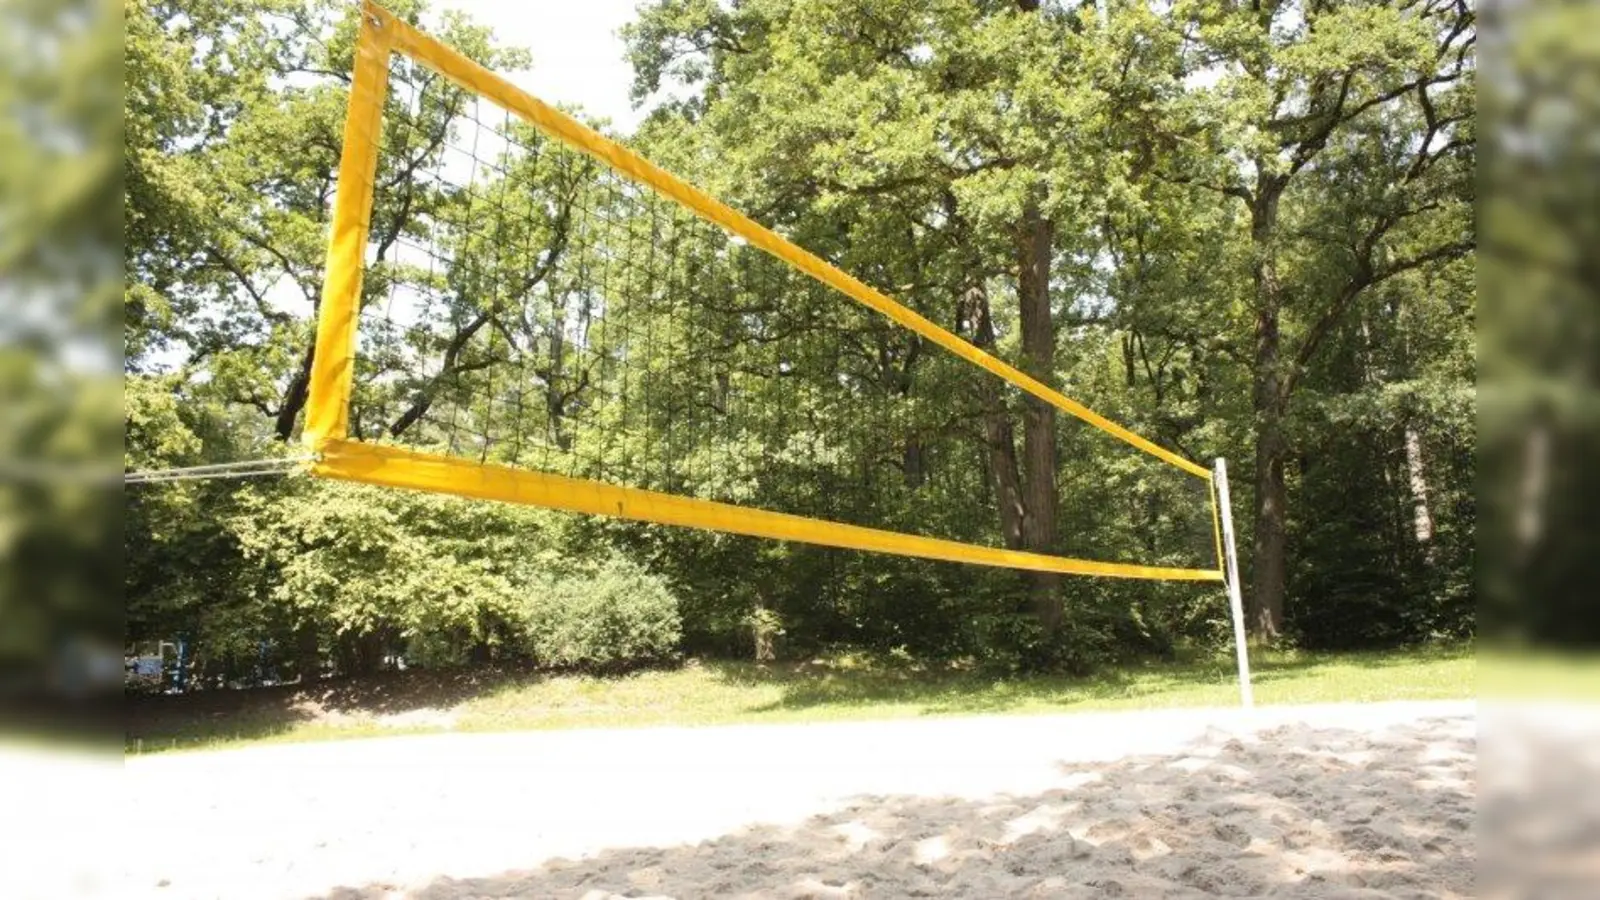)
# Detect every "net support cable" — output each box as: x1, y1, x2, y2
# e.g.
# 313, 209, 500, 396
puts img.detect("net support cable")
302, 1, 1223, 583
123, 457, 313, 485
